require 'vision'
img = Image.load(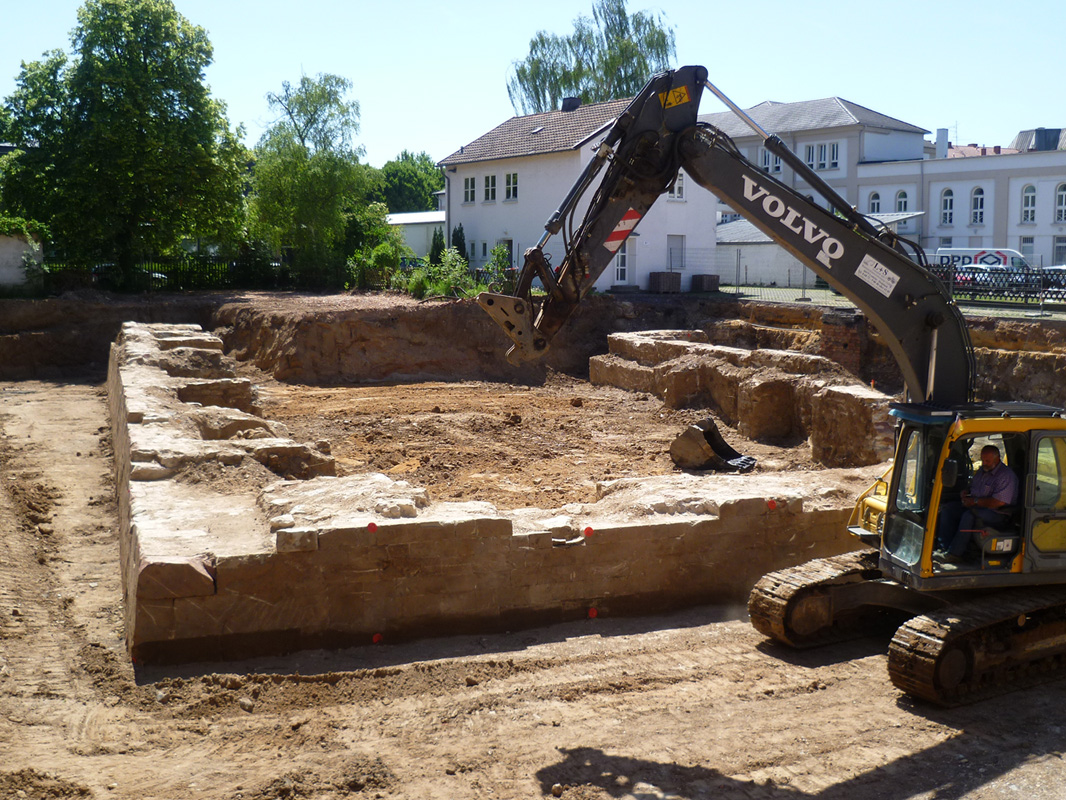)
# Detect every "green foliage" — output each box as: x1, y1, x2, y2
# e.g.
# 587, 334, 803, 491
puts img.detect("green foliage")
428, 227, 446, 266
20, 239, 46, 294
0, 0, 246, 280
425, 247, 476, 297
341, 201, 411, 291
450, 223, 467, 258
380, 150, 443, 213
0, 215, 50, 242
402, 267, 430, 299
250, 72, 369, 285
507, 0, 676, 114
483, 243, 516, 294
